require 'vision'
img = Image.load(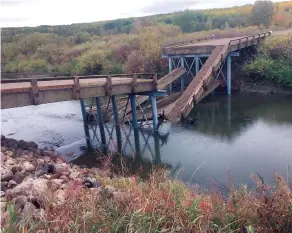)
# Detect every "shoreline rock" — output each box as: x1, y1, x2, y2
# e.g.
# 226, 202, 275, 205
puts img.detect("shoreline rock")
0, 135, 111, 225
